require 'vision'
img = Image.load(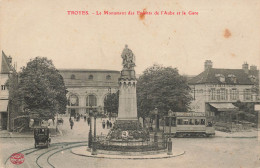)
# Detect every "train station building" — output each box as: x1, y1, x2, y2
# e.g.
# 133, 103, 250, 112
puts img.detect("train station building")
59, 69, 120, 116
